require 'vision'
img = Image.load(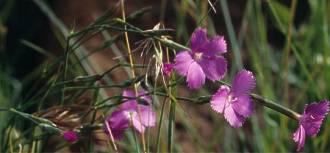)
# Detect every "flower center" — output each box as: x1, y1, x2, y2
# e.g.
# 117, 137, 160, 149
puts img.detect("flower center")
226, 94, 238, 105
124, 110, 137, 119
194, 52, 203, 61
